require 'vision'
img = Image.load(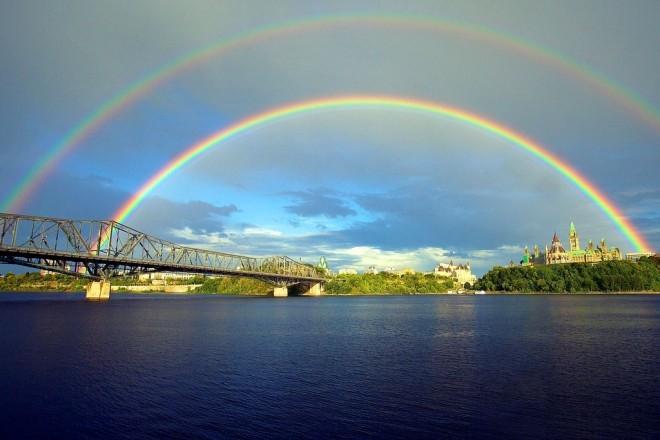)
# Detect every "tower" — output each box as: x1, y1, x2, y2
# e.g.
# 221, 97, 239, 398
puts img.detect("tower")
569, 221, 580, 251
546, 232, 568, 264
